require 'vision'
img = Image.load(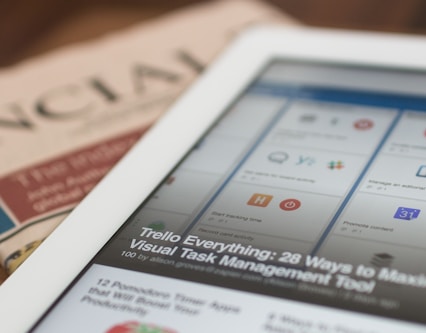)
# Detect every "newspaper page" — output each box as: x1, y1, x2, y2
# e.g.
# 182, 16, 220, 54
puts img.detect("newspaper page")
0, 0, 297, 280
